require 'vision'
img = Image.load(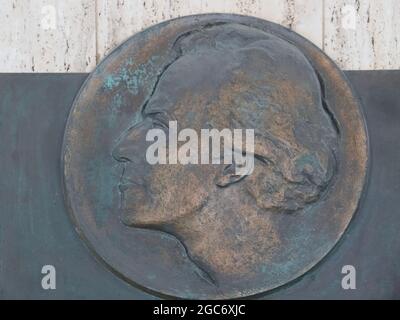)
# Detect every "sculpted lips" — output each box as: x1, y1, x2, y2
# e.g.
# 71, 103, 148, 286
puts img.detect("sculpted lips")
117, 166, 148, 210
118, 176, 144, 195
117, 162, 144, 191
118, 181, 139, 193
